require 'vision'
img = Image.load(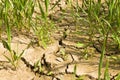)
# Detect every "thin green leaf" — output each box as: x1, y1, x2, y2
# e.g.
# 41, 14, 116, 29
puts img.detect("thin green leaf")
104, 60, 110, 80
74, 64, 77, 75
45, 0, 49, 12
98, 35, 107, 80
76, 42, 84, 47
39, 62, 43, 72
50, 0, 61, 10
4, 55, 11, 63
38, 0, 46, 20
47, 71, 53, 76
17, 50, 24, 60
13, 50, 18, 61
115, 73, 120, 80
34, 60, 39, 68
4, 55, 15, 67
2, 40, 11, 51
